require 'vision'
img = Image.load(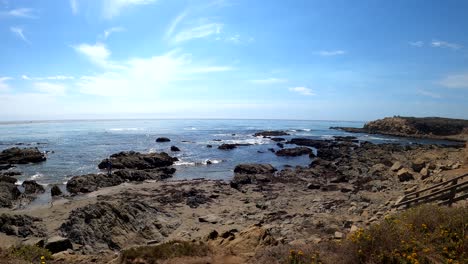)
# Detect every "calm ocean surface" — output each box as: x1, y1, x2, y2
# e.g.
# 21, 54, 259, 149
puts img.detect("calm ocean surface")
0, 119, 454, 186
